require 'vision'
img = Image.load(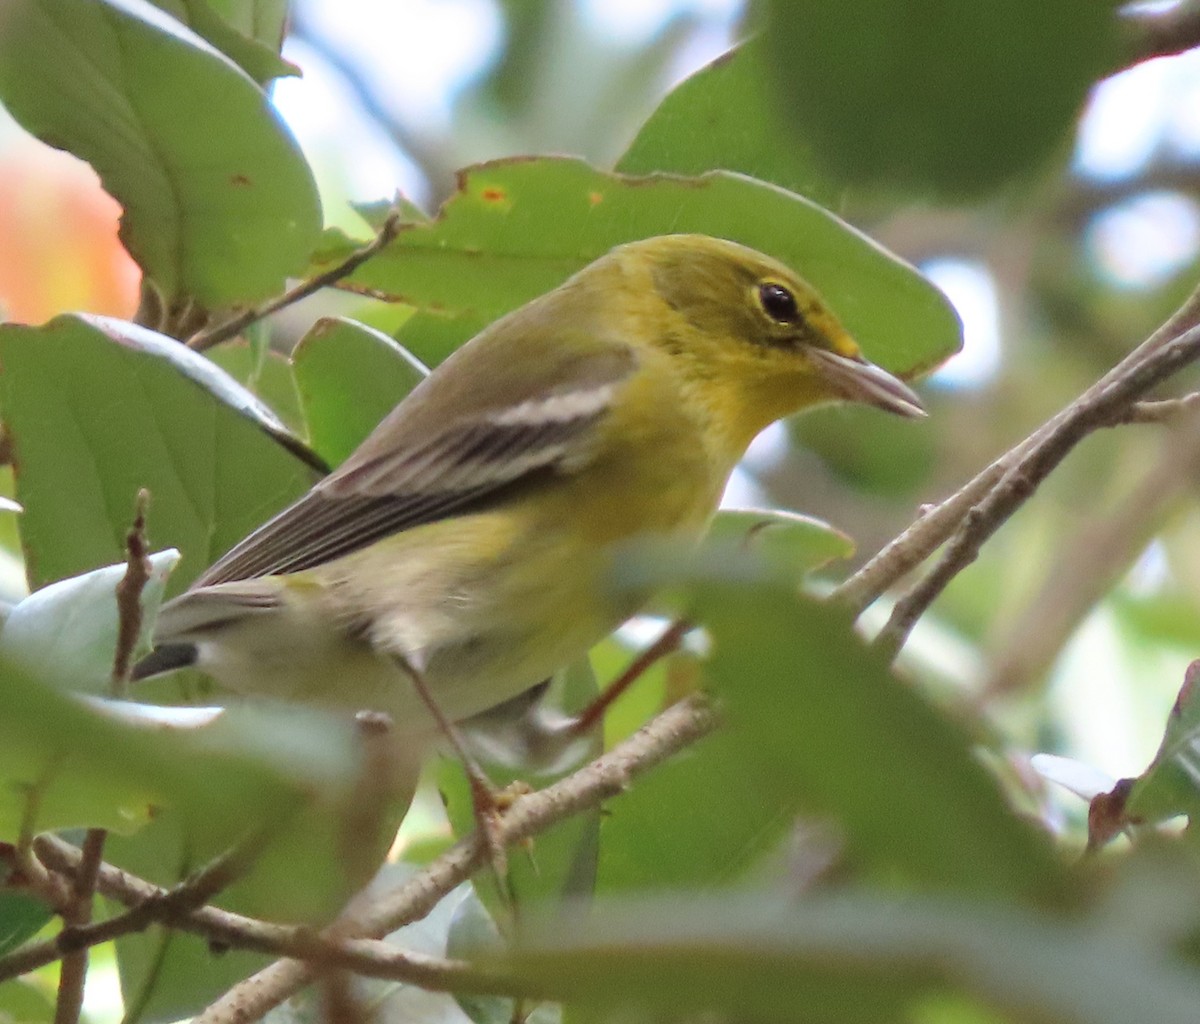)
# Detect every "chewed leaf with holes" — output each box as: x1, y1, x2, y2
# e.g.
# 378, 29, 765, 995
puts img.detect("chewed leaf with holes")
0, 315, 322, 591
315, 158, 961, 377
